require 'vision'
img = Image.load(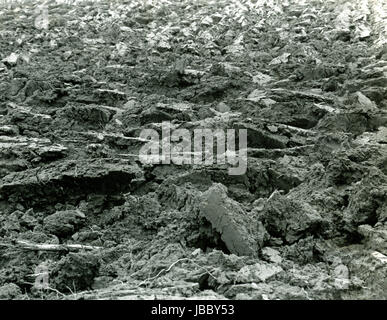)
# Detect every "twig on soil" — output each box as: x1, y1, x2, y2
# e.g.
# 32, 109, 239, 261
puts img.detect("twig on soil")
138, 258, 189, 287
137, 257, 217, 288
22, 281, 67, 298
0, 240, 102, 252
